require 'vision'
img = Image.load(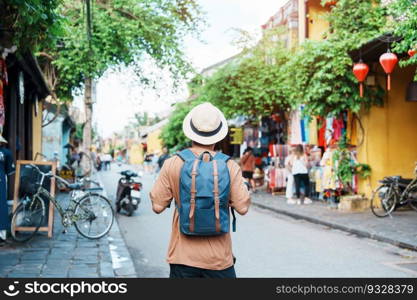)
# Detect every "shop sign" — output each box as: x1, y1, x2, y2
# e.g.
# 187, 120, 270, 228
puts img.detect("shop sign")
230, 128, 243, 145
